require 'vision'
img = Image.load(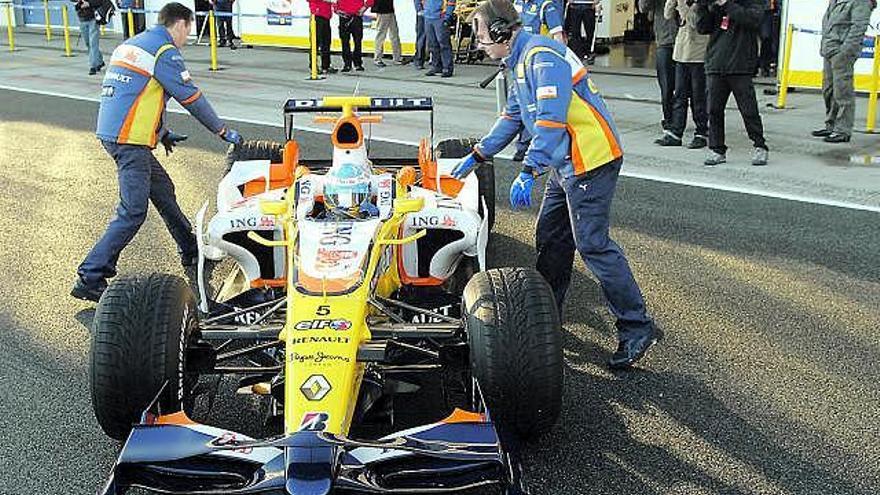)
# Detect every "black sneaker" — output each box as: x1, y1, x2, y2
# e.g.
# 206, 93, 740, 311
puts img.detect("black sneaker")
441, 72, 453, 78
88, 67, 97, 76
71, 277, 107, 303
374, 60, 387, 68
355, 65, 365, 72
320, 66, 338, 75
425, 68, 440, 76
811, 128, 833, 138
823, 132, 851, 143
341, 66, 352, 73
687, 136, 708, 149
96, 62, 105, 71
654, 133, 682, 146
